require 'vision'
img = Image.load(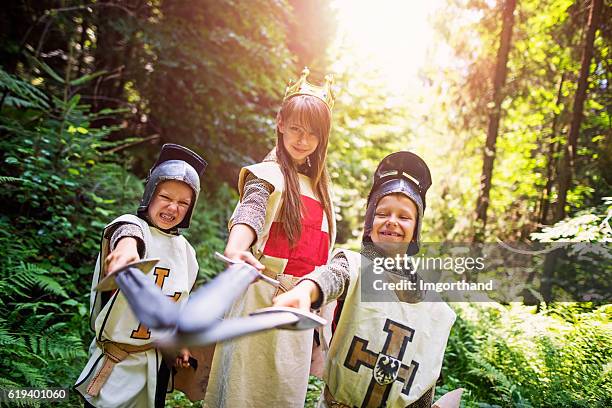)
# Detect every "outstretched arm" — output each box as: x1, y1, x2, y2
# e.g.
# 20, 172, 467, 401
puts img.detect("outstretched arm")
224, 224, 264, 270
273, 280, 320, 311
104, 222, 145, 275
105, 237, 140, 275
274, 253, 350, 310
224, 174, 272, 271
